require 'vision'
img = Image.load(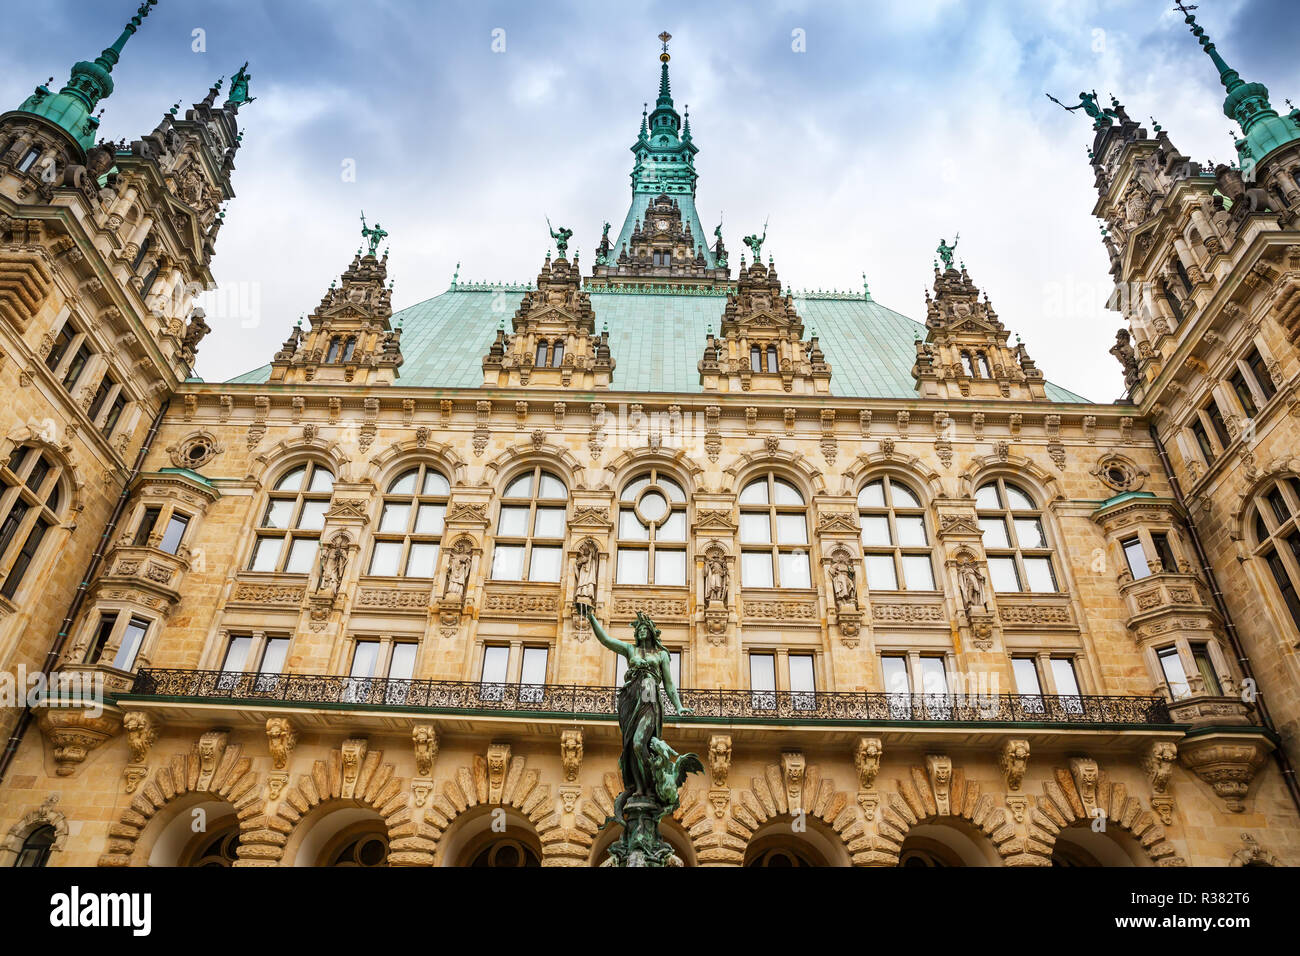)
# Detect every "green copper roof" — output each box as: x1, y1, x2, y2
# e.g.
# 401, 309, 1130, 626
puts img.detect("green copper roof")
228, 287, 1089, 403
14, 0, 158, 153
